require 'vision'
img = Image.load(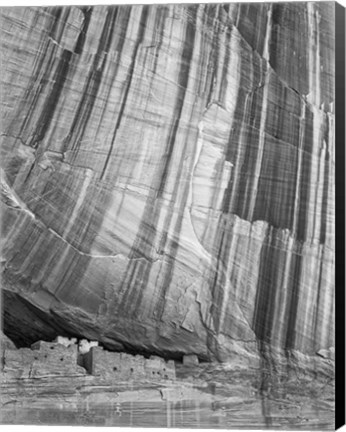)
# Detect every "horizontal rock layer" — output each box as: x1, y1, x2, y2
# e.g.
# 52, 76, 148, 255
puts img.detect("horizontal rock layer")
1, 346, 334, 428
0, 2, 335, 360
1, 332, 335, 428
